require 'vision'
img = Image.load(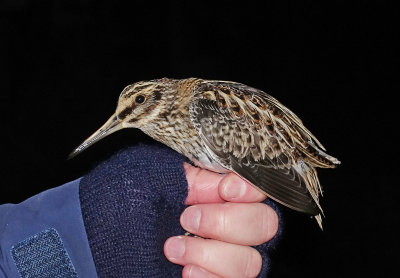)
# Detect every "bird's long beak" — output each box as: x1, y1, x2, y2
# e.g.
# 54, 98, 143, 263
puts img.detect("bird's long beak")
68, 114, 123, 159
